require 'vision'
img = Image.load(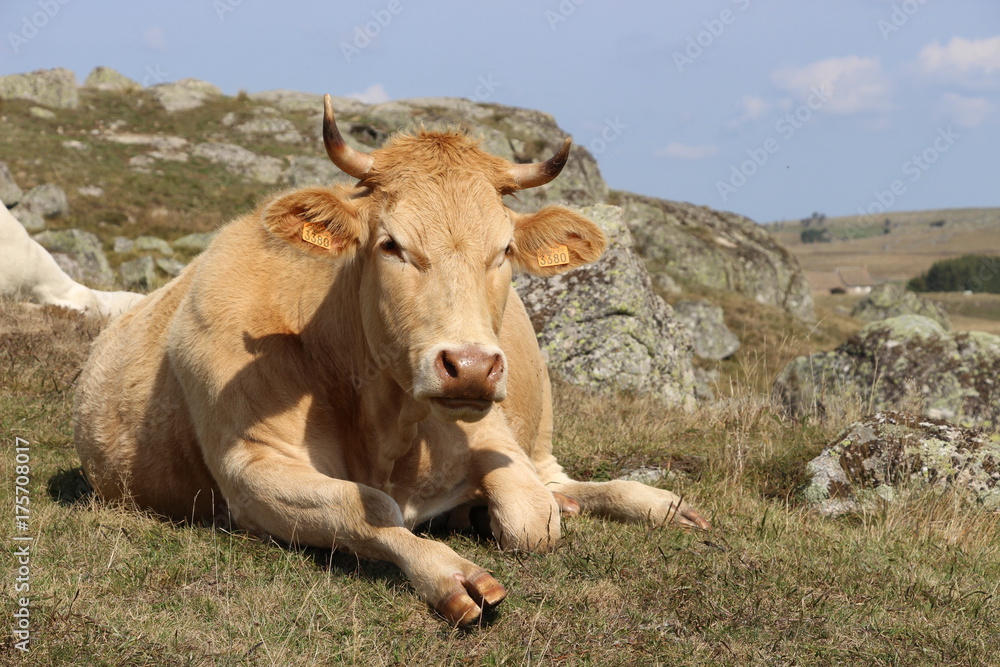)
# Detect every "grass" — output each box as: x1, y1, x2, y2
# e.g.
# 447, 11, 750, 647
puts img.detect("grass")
2, 298, 998, 665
